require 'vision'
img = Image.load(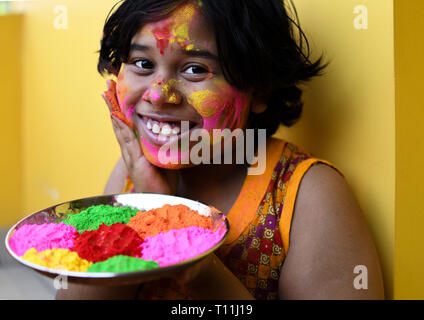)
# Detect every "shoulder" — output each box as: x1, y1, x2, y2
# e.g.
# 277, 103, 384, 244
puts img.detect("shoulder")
297, 163, 348, 208
278, 163, 385, 299
104, 157, 128, 195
